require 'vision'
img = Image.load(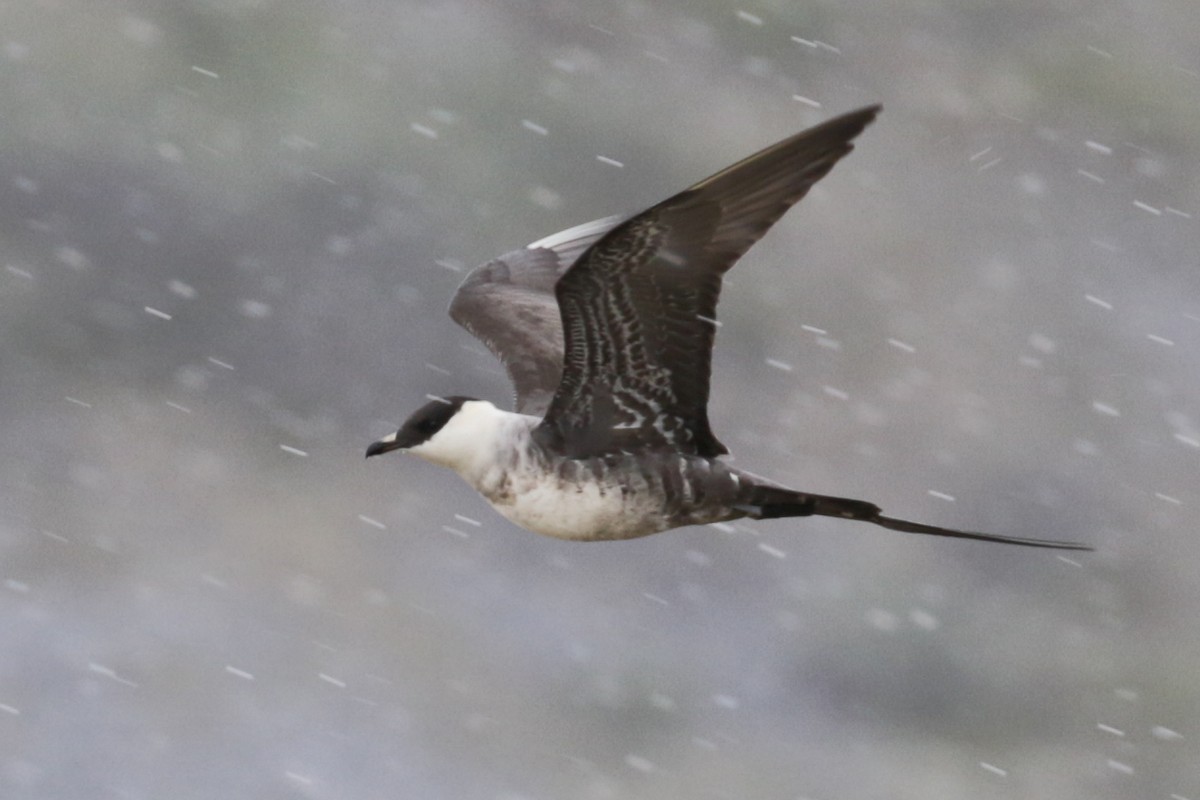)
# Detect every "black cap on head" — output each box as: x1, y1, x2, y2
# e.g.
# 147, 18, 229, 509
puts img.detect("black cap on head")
365, 396, 477, 458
